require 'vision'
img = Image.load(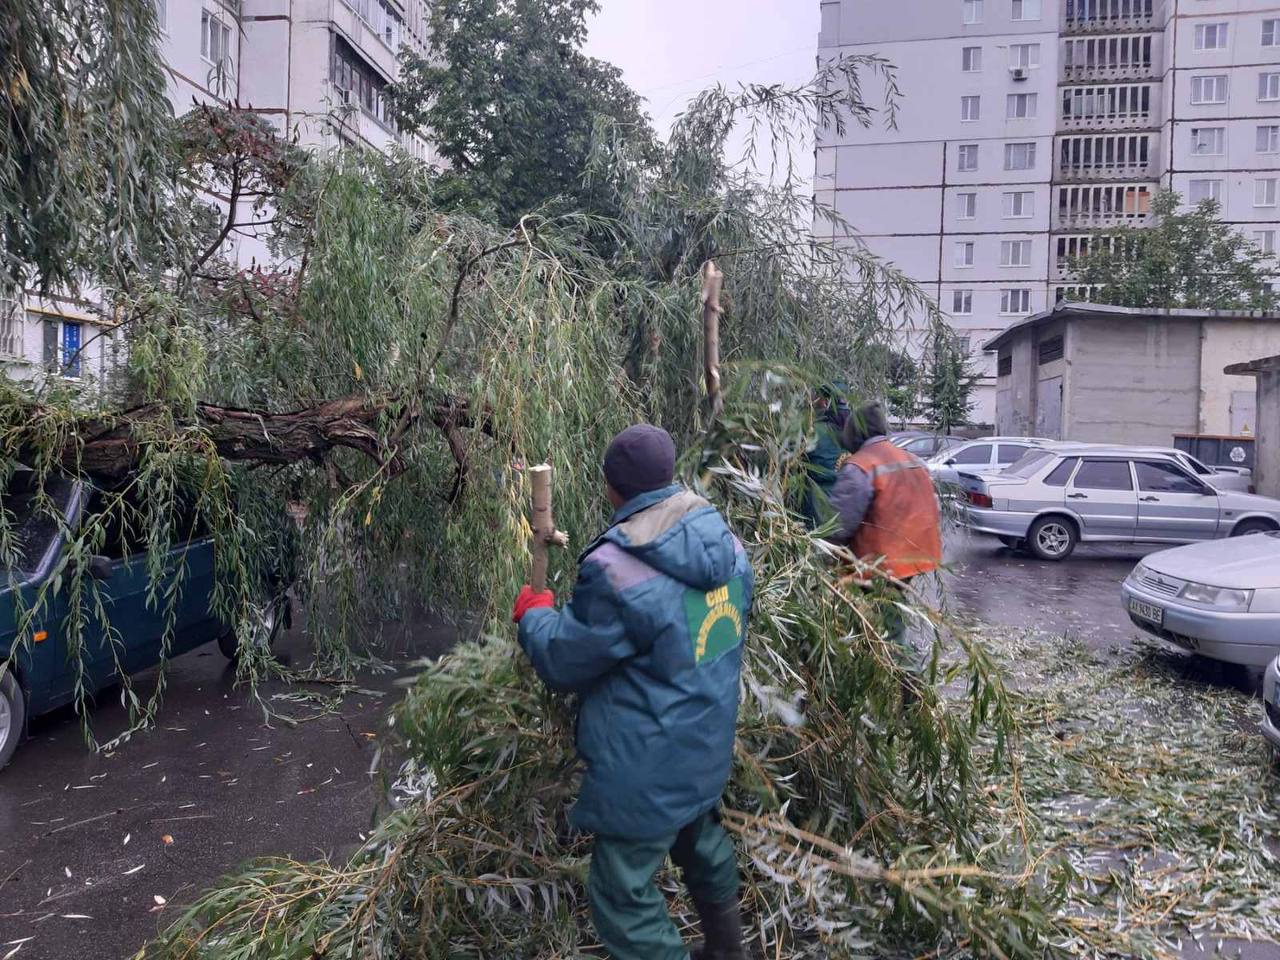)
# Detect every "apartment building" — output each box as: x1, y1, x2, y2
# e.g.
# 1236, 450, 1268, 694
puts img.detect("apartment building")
1, 0, 434, 385
816, 0, 1280, 426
